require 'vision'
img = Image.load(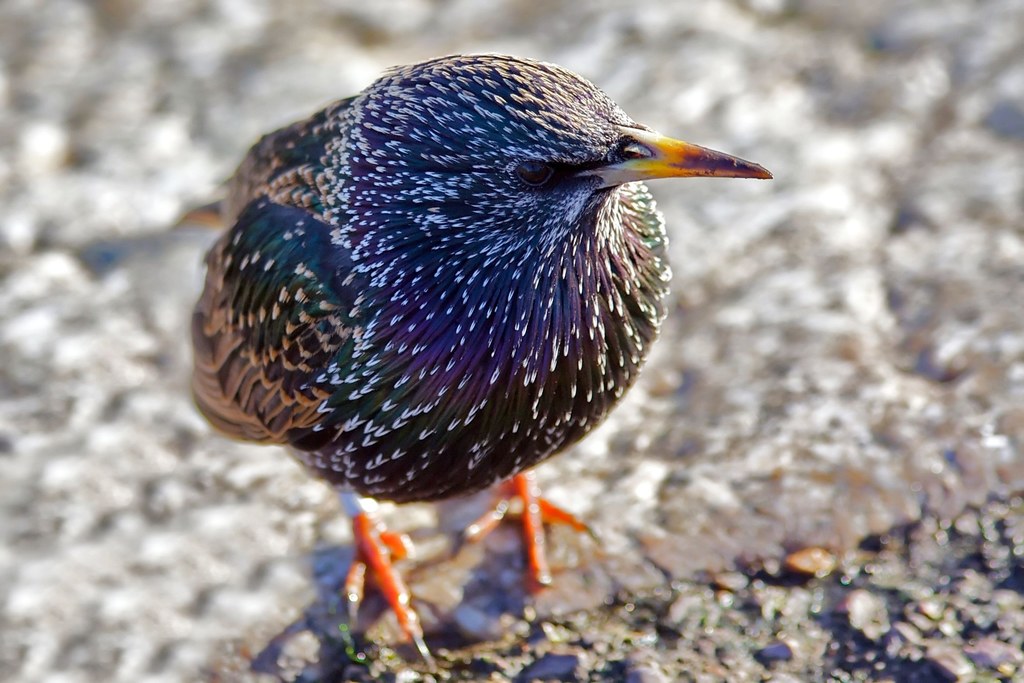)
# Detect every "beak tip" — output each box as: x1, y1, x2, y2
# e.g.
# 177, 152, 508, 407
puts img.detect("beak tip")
736, 160, 772, 181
